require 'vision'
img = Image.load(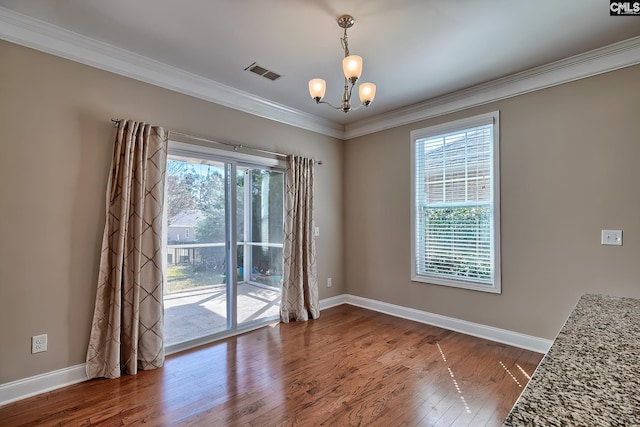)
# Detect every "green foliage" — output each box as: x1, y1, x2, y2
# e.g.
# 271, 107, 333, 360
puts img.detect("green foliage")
194, 210, 226, 243
426, 206, 489, 225
422, 206, 491, 280
166, 159, 284, 279
166, 265, 224, 292
250, 170, 284, 275
167, 159, 226, 241
167, 161, 219, 220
